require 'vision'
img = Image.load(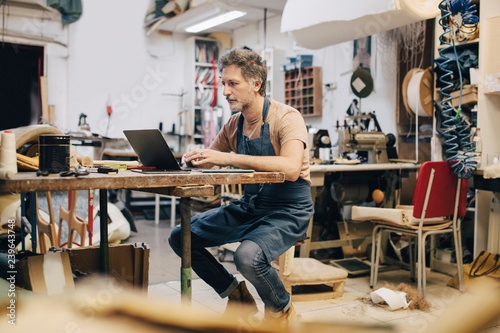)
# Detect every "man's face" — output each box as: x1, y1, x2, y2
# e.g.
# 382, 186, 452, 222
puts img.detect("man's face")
221, 65, 258, 112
